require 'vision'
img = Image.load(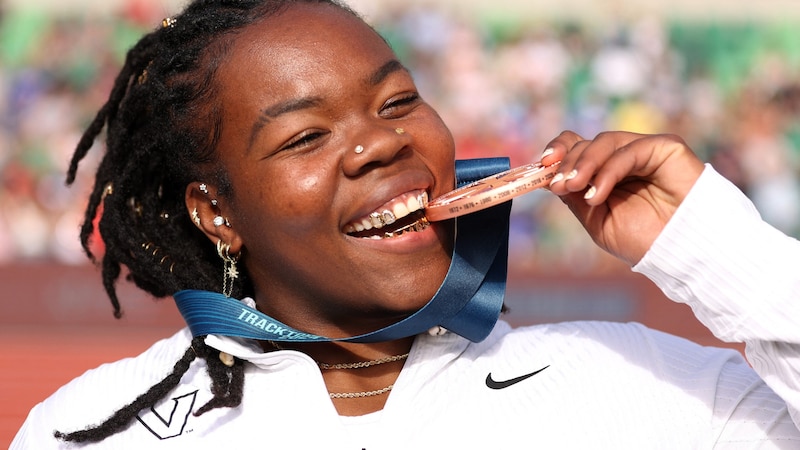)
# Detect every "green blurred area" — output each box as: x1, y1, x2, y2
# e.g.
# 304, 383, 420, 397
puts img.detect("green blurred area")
1, 4, 799, 266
